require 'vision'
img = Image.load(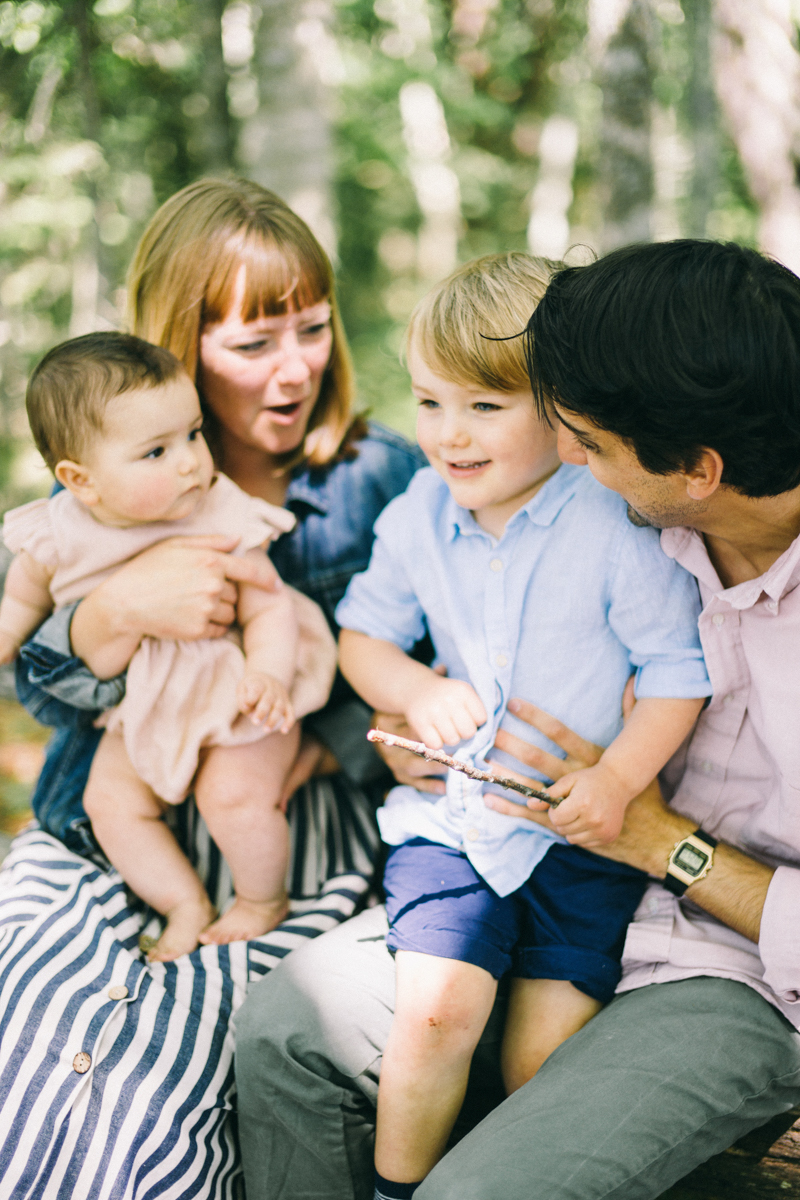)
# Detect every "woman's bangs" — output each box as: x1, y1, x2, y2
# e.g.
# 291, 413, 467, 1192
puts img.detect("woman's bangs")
203, 231, 330, 325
